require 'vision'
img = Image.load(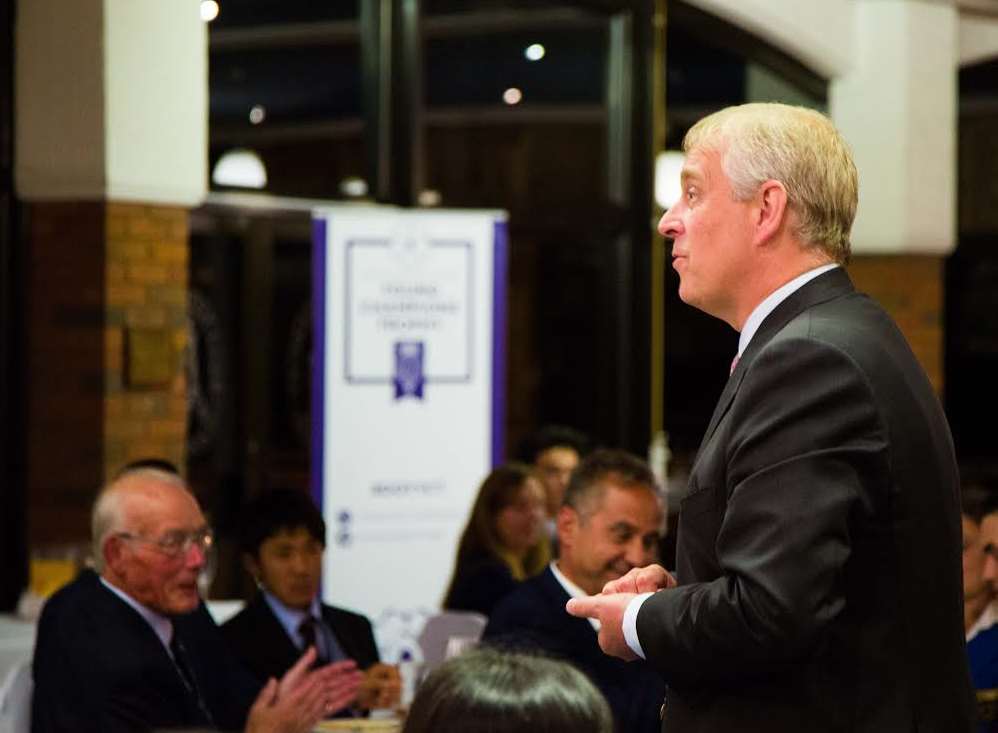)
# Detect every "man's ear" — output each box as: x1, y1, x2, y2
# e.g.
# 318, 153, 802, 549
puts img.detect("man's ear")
556, 506, 579, 550
752, 179, 790, 246
102, 535, 124, 574
242, 553, 261, 585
